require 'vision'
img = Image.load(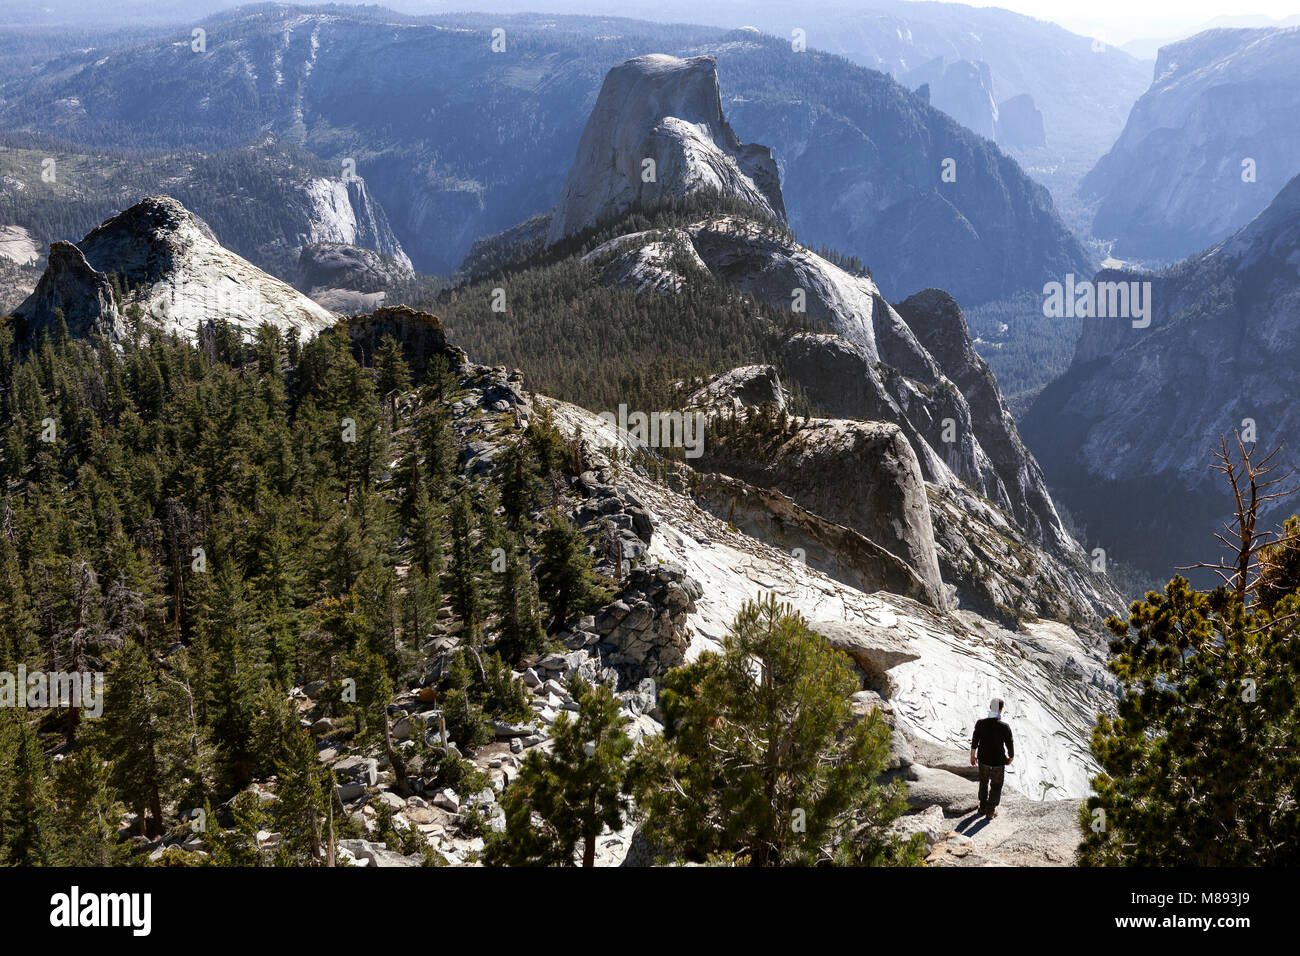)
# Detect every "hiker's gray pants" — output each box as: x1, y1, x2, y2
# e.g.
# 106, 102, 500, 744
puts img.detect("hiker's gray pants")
979, 763, 1005, 809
